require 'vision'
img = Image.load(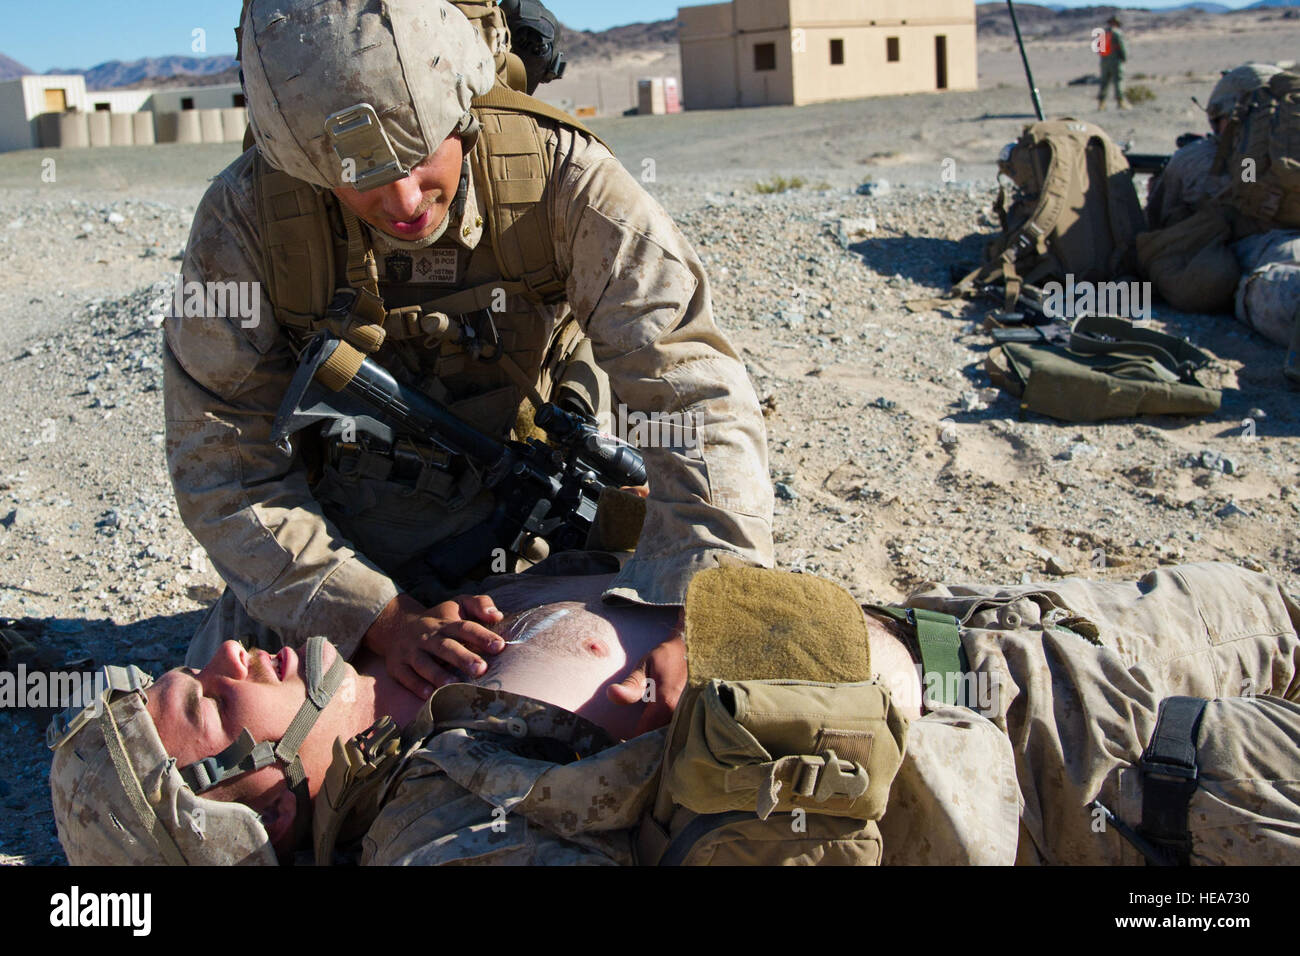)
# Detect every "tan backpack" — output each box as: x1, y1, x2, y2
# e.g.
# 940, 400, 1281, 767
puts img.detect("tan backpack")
956, 119, 1148, 311
1214, 70, 1300, 234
